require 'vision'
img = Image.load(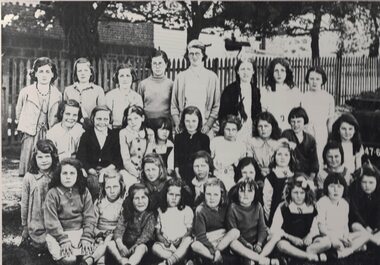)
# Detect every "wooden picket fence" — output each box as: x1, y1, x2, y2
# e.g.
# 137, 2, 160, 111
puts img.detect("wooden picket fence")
2, 55, 380, 145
